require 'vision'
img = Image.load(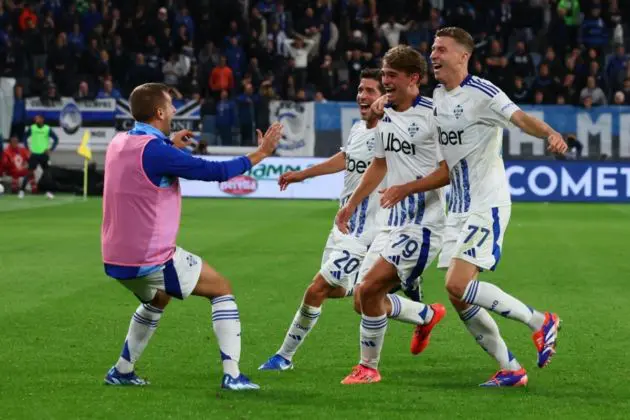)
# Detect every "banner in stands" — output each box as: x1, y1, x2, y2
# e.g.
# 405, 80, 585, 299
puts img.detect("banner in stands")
269, 101, 316, 156
180, 156, 343, 199
316, 103, 630, 160
115, 98, 201, 133
182, 157, 629, 203
505, 161, 630, 202
25, 97, 200, 151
